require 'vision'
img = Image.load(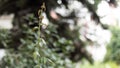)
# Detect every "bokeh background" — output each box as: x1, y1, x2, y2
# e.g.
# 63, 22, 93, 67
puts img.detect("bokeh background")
0, 0, 120, 68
